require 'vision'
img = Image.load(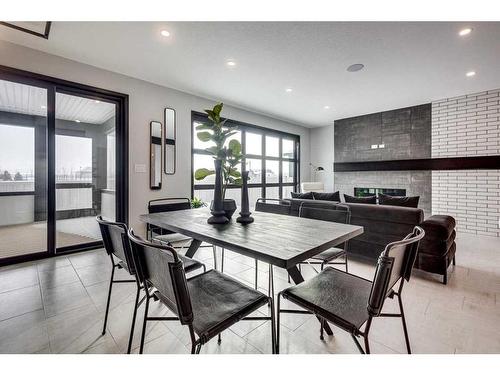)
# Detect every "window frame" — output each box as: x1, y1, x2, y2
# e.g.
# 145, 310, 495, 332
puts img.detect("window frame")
191, 111, 300, 201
